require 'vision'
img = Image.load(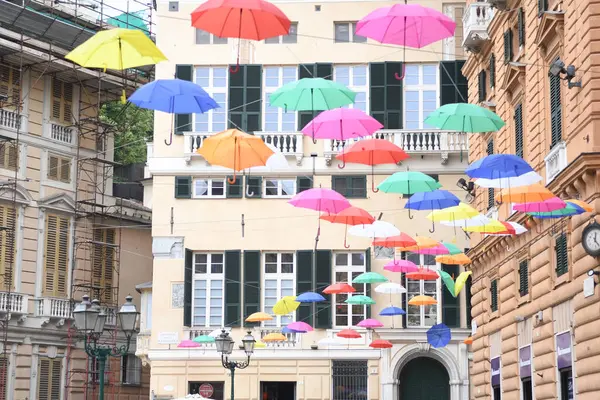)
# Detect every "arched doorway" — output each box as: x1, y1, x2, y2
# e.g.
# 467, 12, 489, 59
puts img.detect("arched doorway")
399, 357, 450, 400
